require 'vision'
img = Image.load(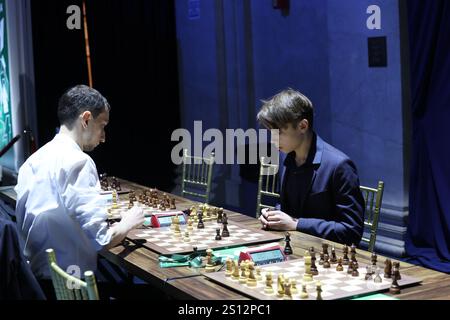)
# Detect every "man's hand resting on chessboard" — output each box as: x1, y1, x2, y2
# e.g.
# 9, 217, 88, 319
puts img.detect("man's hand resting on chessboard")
104, 206, 145, 249
259, 208, 298, 231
